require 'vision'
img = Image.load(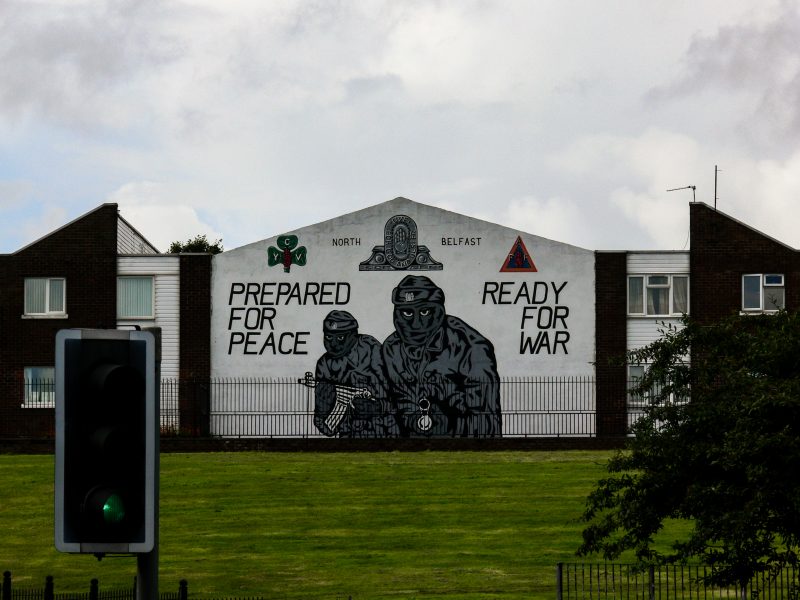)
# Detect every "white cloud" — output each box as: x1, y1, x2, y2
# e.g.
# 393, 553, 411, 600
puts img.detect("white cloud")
20, 204, 69, 248
477, 195, 598, 249
0, 180, 33, 211
109, 181, 223, 252
0, 0, 190, 131
611, 188, 691, 250
2, 0, 800, 256
645, 1, 800, 149
713, 152, 800, 247
548, 128, 702, 248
